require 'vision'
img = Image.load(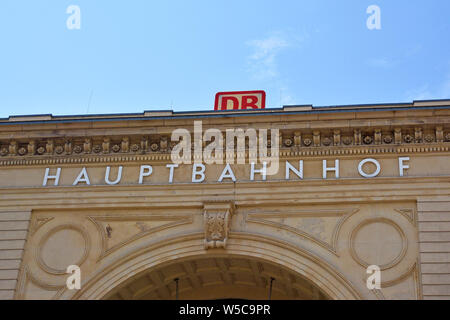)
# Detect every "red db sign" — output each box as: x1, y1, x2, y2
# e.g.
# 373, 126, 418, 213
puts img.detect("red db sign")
214, 90, 266, 111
